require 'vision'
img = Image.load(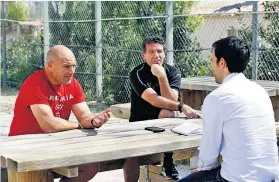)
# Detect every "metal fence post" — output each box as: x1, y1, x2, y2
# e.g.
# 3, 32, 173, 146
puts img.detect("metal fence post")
95, 1, 103, 100
252, 0, 259, 80
166, 1, 173, 66
1, 1, 7, 86
43, 1, 49, 67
